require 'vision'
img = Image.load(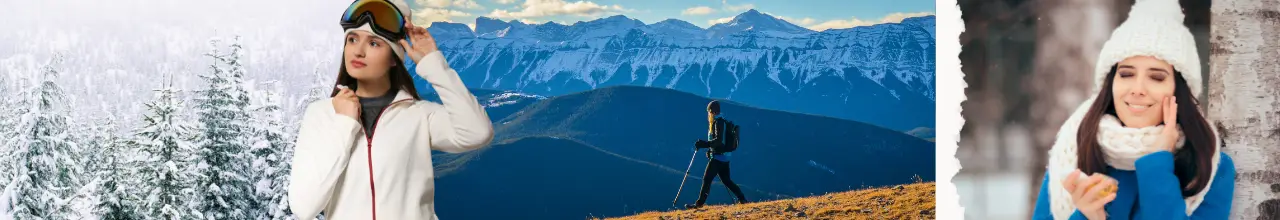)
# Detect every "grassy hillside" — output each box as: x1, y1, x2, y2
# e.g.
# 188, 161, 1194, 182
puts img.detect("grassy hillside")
601, 182, 936, 220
